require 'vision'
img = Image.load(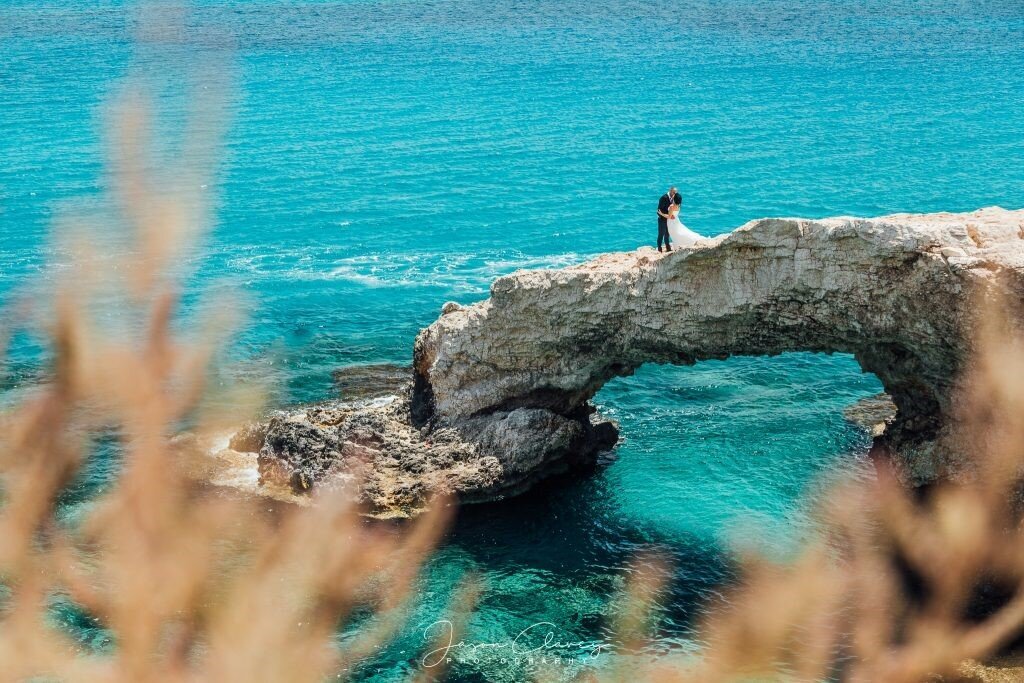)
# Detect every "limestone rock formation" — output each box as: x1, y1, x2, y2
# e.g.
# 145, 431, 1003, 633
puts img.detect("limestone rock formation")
412, 207, 1024, 487
222, 207, 1024, 514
